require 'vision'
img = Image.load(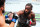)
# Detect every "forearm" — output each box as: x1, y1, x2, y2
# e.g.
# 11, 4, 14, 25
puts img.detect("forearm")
0, 22, 15, 27
0, 23, 9, 27
9, 22, 15, 27
31, 22, 36, 26
3, 23, 9, 27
